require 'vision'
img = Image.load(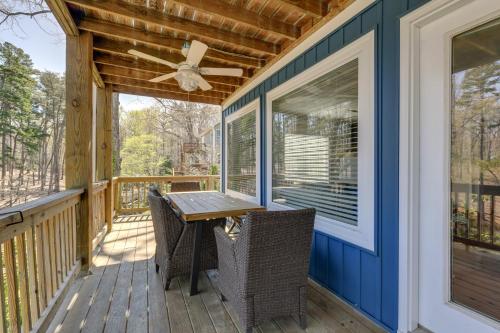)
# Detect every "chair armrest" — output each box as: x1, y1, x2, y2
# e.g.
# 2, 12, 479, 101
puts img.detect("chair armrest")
214, 226, 239, 295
